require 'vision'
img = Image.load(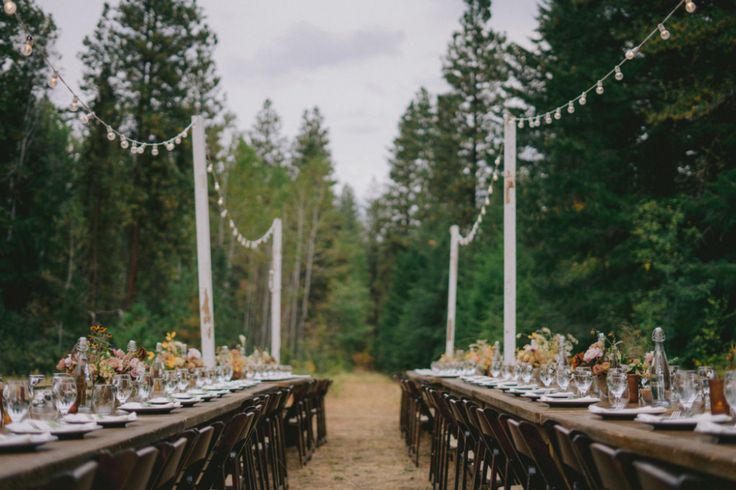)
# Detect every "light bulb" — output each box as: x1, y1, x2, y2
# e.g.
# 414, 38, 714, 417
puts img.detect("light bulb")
21, 37, 33, 57
685, 1, 696, 13
220, 209, 227, 218
615, 66, 624, 81
567, 101, 575, 114
4, 1, 17, 15
70, 96, 79, 112
492, 172, 498, 182
80, 112, 89, 124
174, 136, 182, 145
579, 93, 587, 105
137, 145, 145, 154
151, 145, 159, 156
214, 181, 220, 191
232, 228, 238, 237
217, 197, 224, 206
106, 128, 115, 141
495, 157, 501, 166
517, 119, 524, 129
596, 80, 604, 95
207, 164, 213, 173
120, 139, 129, 149
554, 108, 561, 120
181, 130, 188, 139
625, 48, 637, 60
545, 114, 552, 125
49, 73, 58, 89
130, 144, 137, 154
166, 142, 174, 151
